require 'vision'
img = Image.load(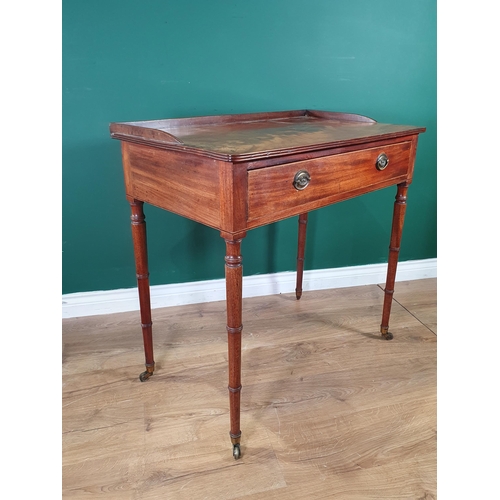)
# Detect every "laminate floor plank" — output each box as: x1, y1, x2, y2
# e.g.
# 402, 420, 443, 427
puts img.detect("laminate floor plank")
386, 278, 437, 334
62, 279, 436, 499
